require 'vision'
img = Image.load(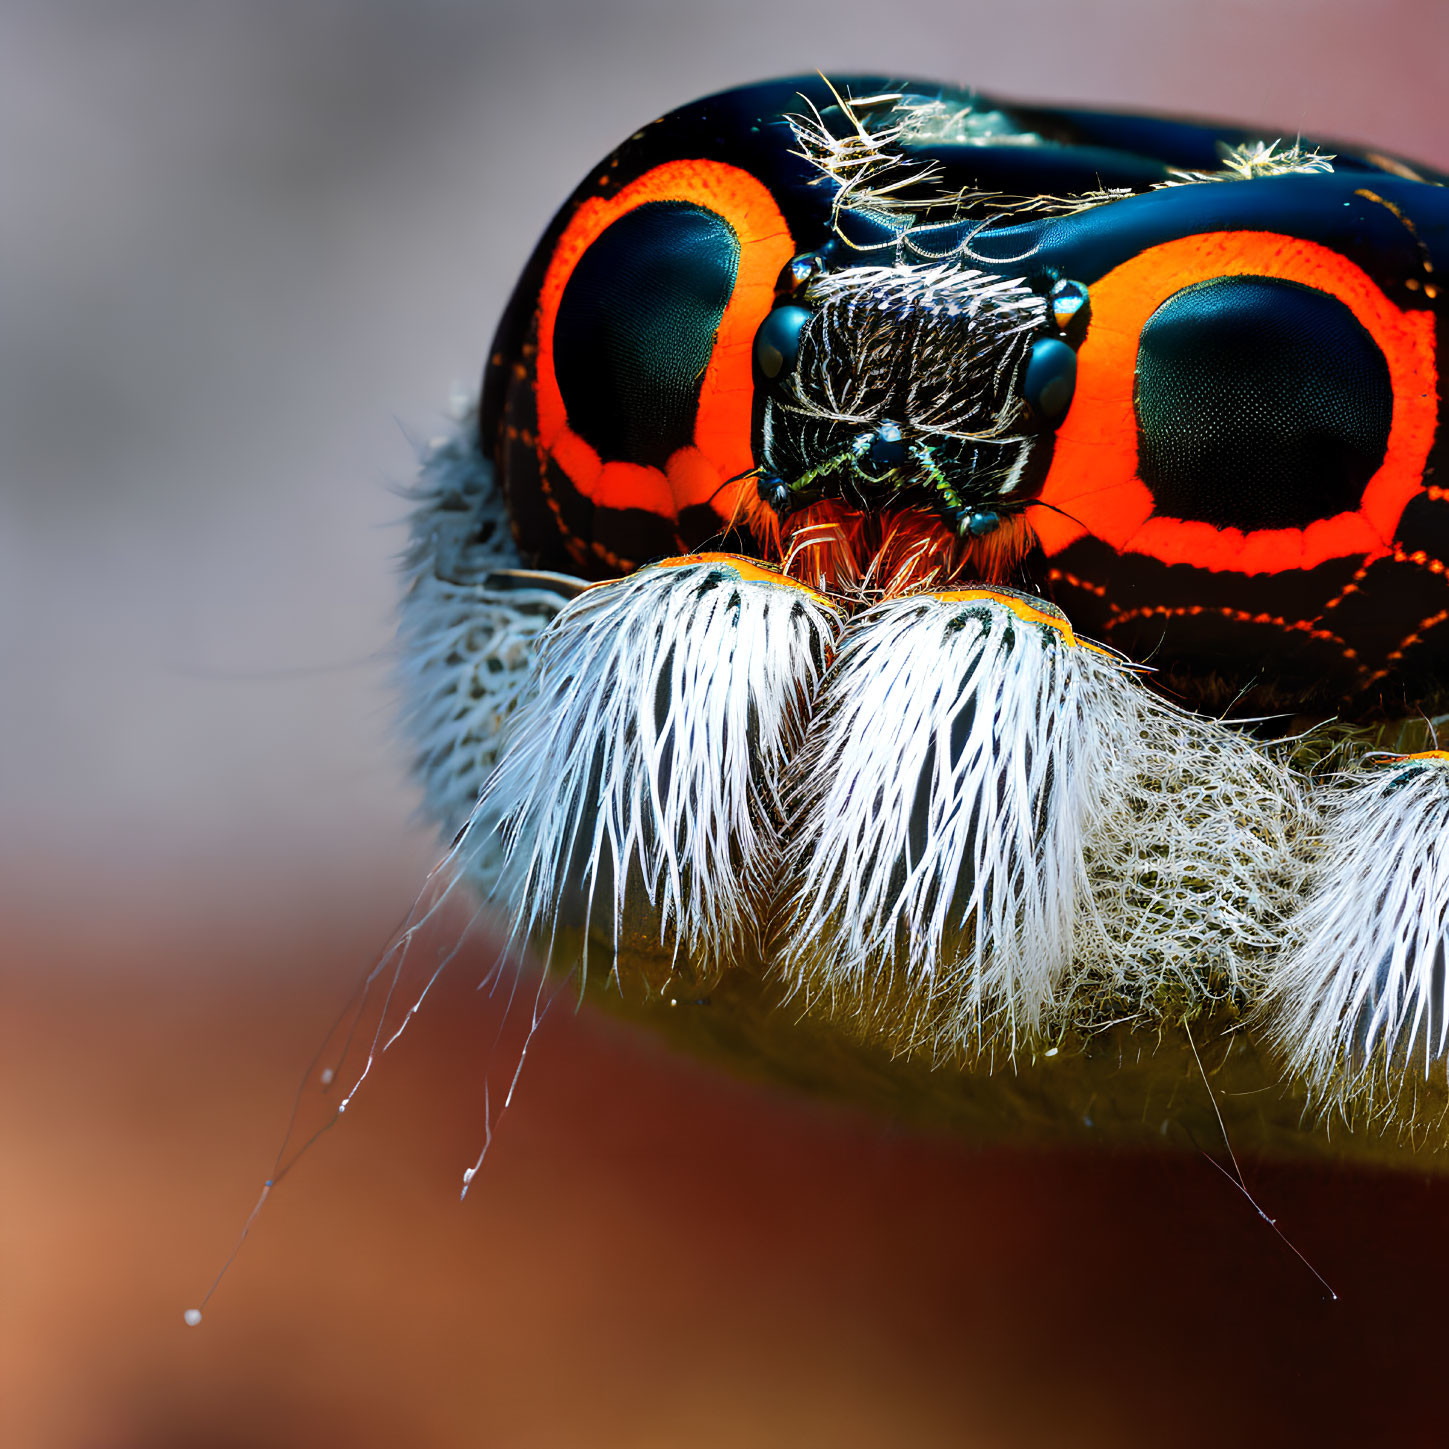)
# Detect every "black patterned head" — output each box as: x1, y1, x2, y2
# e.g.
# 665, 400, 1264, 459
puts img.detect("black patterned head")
753, 260, 1081, 536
